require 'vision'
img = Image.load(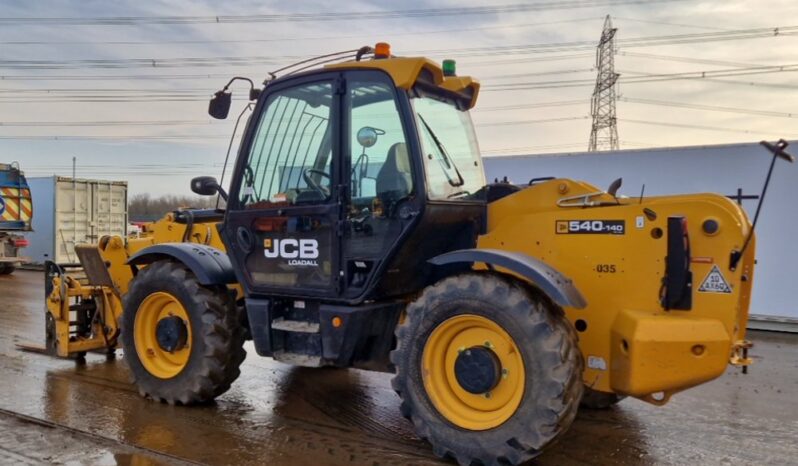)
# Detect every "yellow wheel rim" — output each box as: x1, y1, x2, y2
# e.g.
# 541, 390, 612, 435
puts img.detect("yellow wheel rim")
133, 291, 192, 379
422, 314, 525, 431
